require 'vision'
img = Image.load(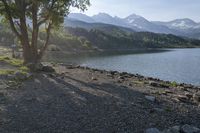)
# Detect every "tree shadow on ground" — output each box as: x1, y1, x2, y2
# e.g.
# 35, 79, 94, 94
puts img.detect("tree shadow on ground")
0, 73, 200, 133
